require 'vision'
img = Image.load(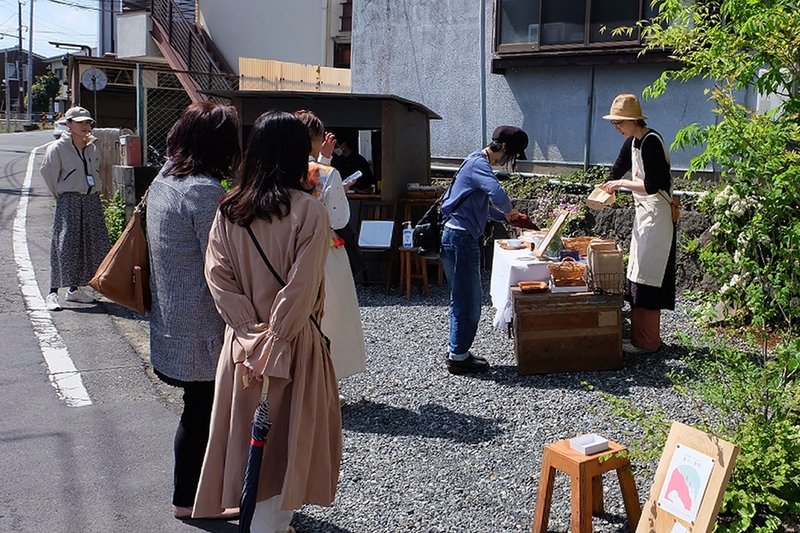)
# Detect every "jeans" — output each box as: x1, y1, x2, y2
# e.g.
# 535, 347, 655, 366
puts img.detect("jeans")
440, 226, 482, 356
